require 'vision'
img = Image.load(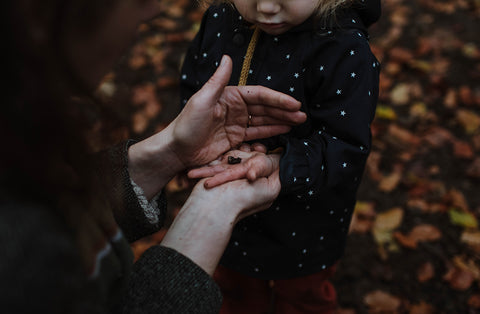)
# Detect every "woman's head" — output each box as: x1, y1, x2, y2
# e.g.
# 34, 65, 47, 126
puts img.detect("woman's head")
1, 0, 161, 194
201, 0, 353, 35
